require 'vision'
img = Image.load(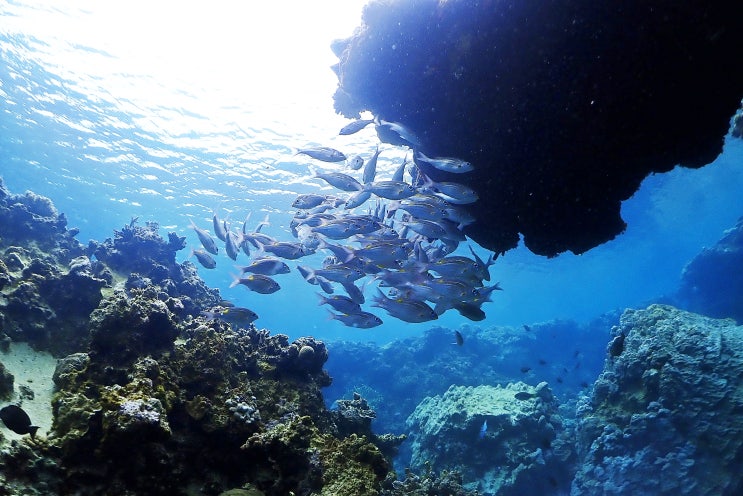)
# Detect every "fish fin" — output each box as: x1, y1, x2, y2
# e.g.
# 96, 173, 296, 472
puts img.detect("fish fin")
228, 273, 241, 288
255, 213, 270, 233
29, 425, 39, 439
315, 292, 328, 305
